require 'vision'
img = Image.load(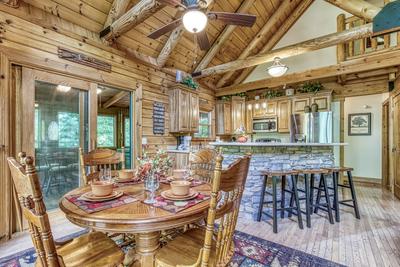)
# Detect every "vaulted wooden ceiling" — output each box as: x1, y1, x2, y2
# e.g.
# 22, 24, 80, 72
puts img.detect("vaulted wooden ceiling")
19, 0, 310, 89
